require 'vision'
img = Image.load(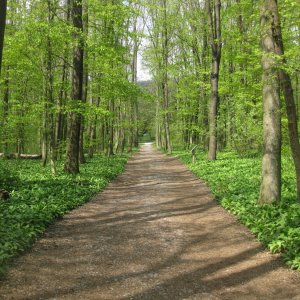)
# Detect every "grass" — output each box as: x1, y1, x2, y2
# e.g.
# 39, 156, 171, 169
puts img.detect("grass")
174, 150, 300, 270
0, 154, 129, 276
